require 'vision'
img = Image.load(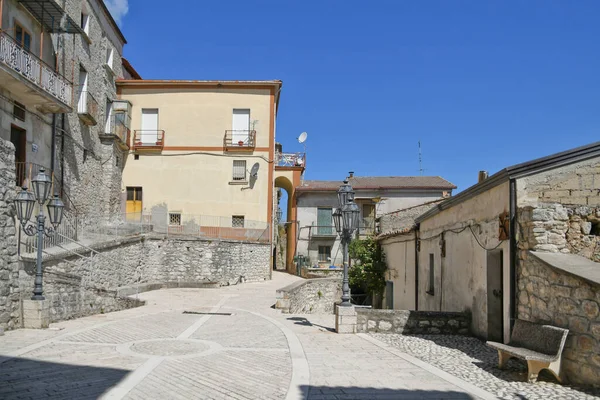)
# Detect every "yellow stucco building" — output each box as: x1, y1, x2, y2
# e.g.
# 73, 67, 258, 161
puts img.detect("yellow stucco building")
117, 80, 282, 242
